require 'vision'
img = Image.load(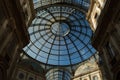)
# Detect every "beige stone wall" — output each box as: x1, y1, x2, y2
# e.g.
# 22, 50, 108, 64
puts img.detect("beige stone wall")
73, 54, 103, 80
87, 0, 106, 31
12, 66, 45, 80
